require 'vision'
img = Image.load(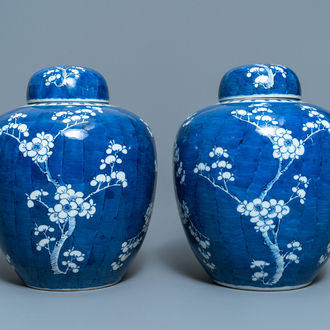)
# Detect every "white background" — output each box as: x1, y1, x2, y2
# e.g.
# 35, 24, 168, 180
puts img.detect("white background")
0, 1, 329, 329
